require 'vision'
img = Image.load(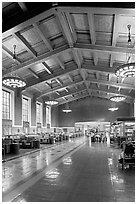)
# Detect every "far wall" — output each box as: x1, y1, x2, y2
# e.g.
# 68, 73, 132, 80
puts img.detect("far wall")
58, 97, 133, 127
